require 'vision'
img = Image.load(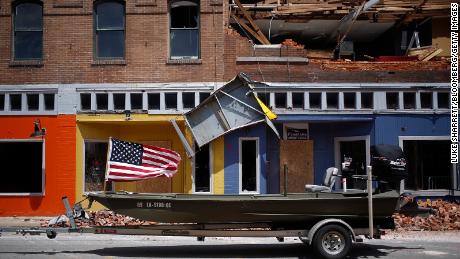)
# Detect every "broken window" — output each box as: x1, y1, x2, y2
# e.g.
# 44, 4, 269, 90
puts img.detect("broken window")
27, 94, 39, 111
182, 92, 195, 109
169, 0, 199, 59
386, 92, 399, 109
0, 141, 43, 194
292, 92, 304, 109
130, 93, 143, 110
113, 93, 125, 110
275, 92, 287, 108
80, 93, 91, 110
361, 92, 373, 109
326, 93, 338, 109
10, 94, 22, 111
96, 93, 108, 110
309, 93, 321, 109
199, 92, 210, 103
148, 93, 160, 110
437, 92, 449, 109
84, 141, 108, 192
0, 94, 4, 110
44, 94, 54, 111
403, 92, 416, 109
94, 0, 125, 59
13, 1, 43, 60
344, 93, 356, 109
165, 92, 177, 109
420, 92, 432, 109
240, 138, 258, 193
194, 143, 211, 193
